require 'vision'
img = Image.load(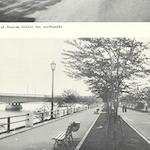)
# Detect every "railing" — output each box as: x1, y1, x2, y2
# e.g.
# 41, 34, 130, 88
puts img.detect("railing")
0, 105, 90, 135
0, 114, 29, 134
33, 107, 79, 123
